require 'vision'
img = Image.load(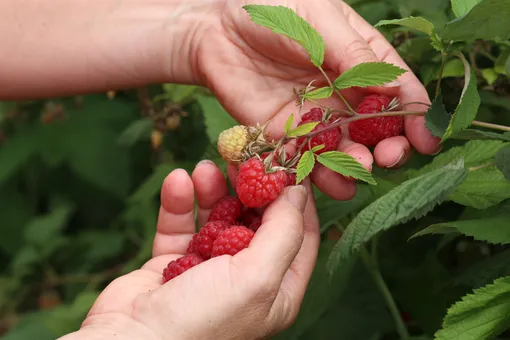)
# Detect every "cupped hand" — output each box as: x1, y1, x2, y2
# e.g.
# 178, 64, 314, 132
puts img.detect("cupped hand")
194, 0, 440, 200
61, 161, 319, 340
